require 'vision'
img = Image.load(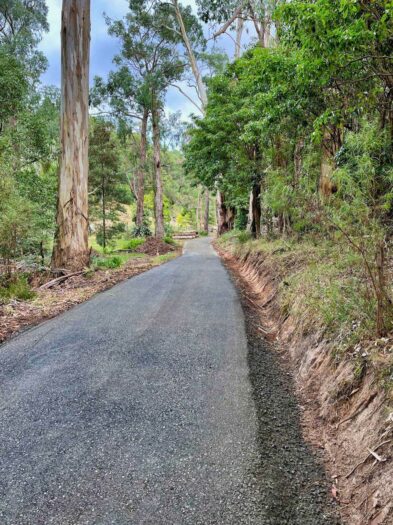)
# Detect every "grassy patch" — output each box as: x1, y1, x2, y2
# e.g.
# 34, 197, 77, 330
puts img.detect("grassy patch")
93, 256, 123, 269
220, 231, 378, 350
120, 238, 145, 251
0, 275, 36, 301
